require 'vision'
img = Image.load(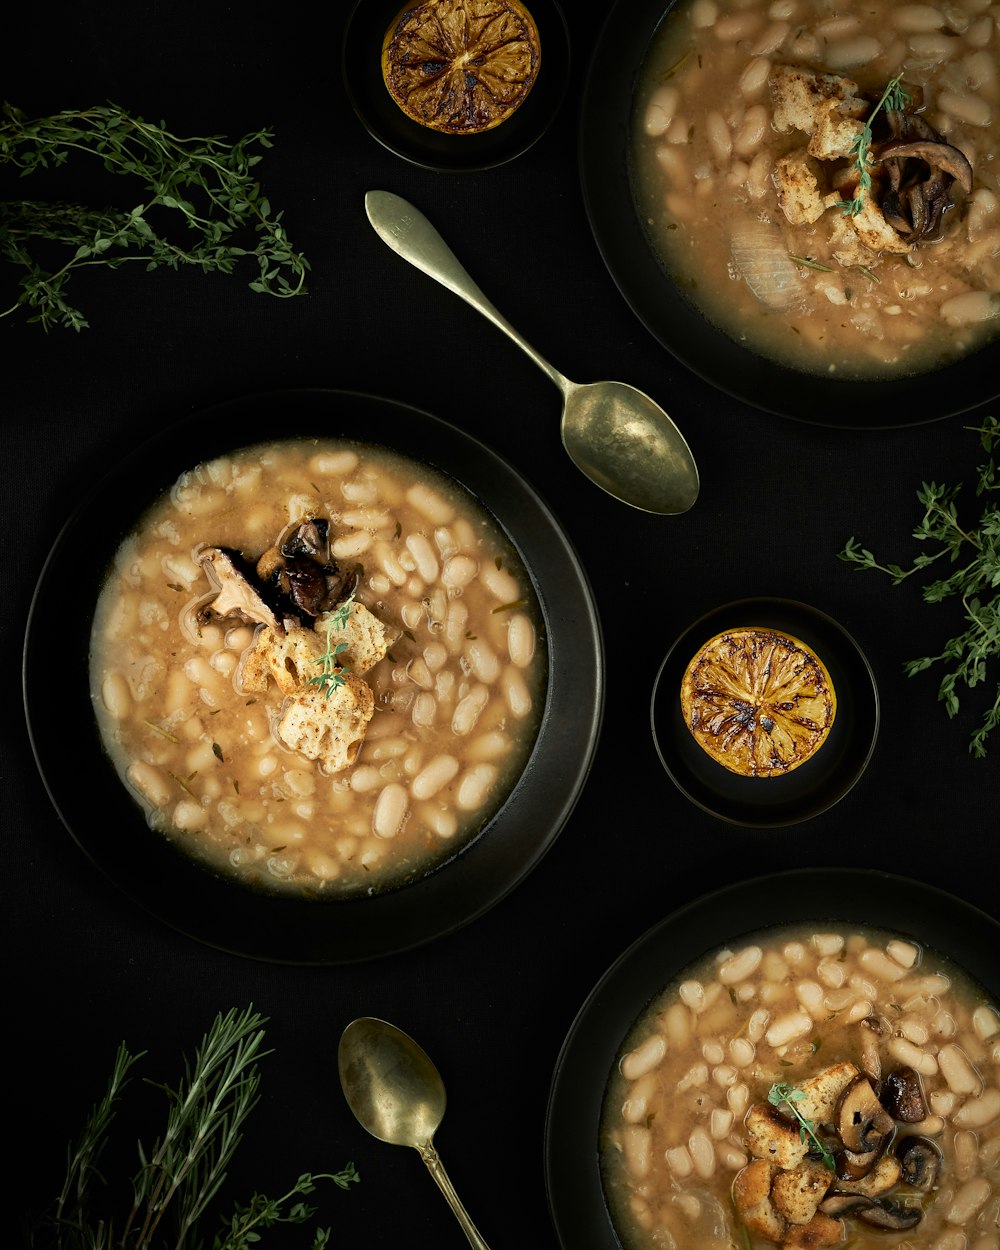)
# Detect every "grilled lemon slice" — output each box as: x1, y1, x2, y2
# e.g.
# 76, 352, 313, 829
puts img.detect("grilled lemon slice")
381, 0, 542, 135
680, 627, 836, 778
